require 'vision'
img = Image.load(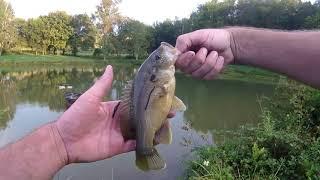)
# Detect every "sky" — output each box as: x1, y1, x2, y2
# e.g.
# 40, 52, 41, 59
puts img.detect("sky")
5, 0, 210, 25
